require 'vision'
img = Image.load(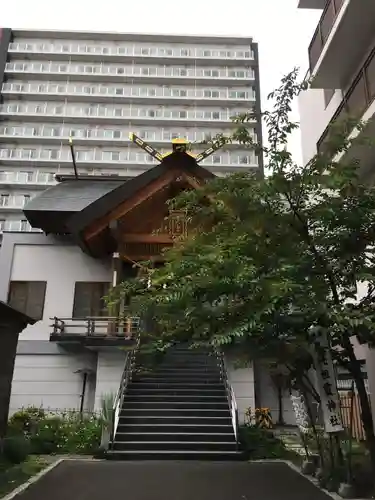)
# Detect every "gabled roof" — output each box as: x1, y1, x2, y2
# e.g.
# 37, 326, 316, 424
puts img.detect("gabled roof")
24, 152, 215, 239
25, 177, 126, 233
